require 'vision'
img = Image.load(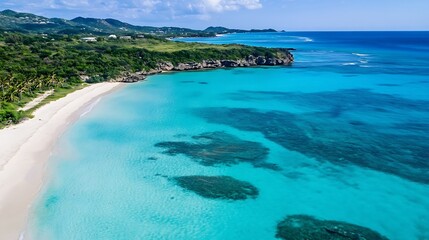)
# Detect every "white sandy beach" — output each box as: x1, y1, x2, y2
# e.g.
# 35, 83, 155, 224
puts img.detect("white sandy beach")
0, 82, 122, 240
